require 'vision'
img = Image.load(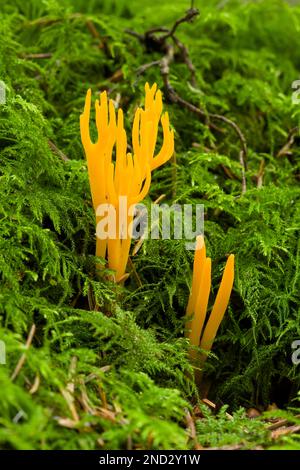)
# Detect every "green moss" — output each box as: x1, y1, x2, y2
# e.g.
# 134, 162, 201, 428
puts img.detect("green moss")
0, 0, 299, 449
